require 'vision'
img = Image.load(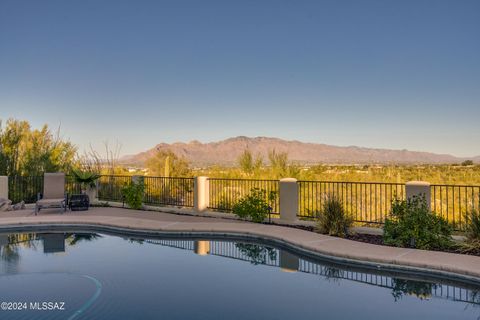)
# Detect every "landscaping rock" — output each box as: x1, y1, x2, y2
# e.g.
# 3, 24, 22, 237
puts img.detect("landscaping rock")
0, 198, 12, 211
12, 201, 25, 210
